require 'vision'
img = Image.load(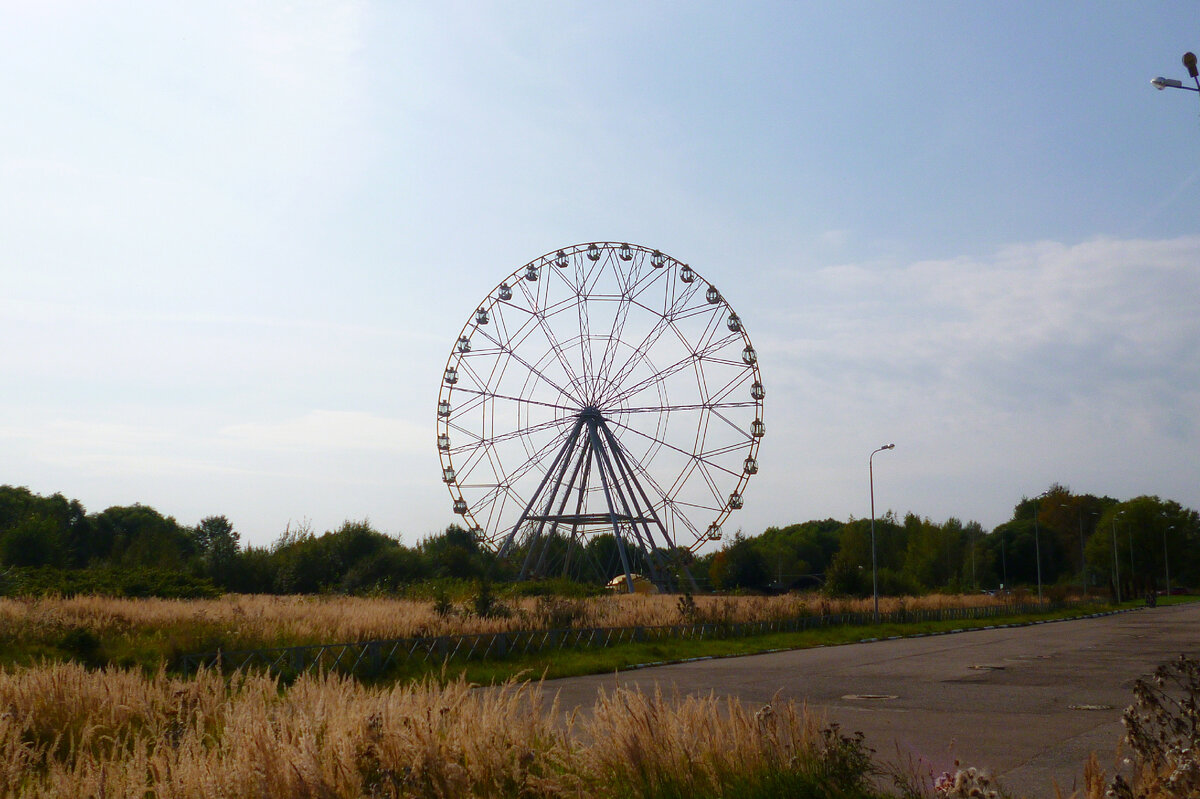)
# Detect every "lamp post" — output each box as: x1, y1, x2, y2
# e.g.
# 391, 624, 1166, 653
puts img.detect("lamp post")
1032, 494, 1045, 603
1111, 514, 1121, 603
1127, 522, 1136, 596
1161, 512, 1173, 598
1151, 52, 1200, 120
869, 443, 895, 623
